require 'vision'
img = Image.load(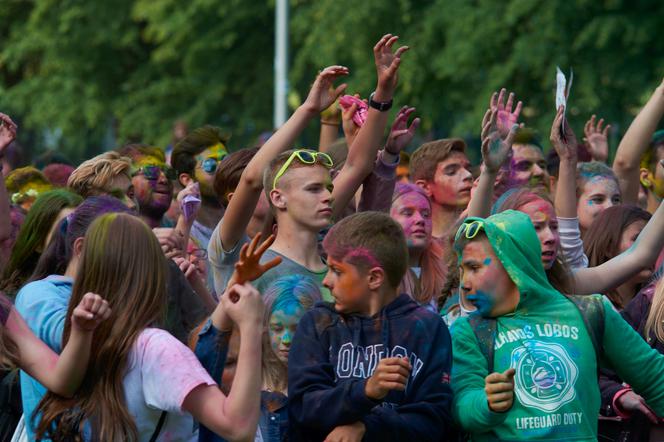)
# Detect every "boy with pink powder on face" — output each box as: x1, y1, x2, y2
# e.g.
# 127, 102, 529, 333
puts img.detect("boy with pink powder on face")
410, 139, 474, 239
